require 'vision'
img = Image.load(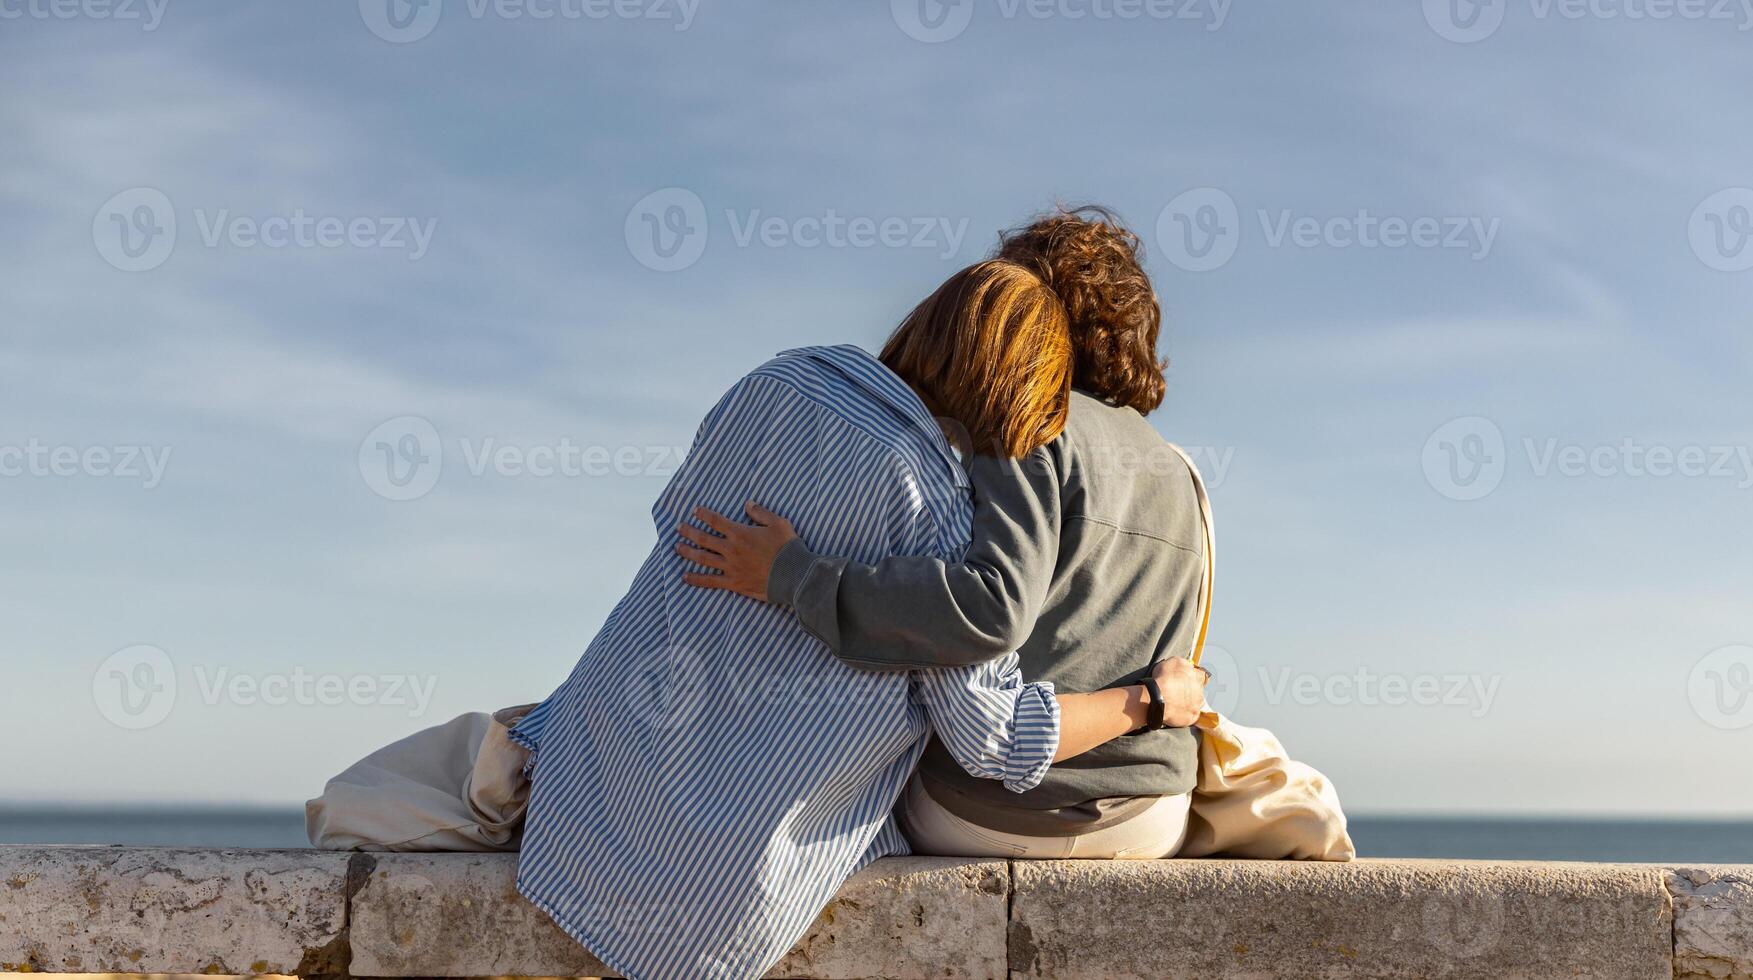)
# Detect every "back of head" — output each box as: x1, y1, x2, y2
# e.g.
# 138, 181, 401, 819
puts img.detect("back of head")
880, 260, 1072, 458
995, 205, 1166, 415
